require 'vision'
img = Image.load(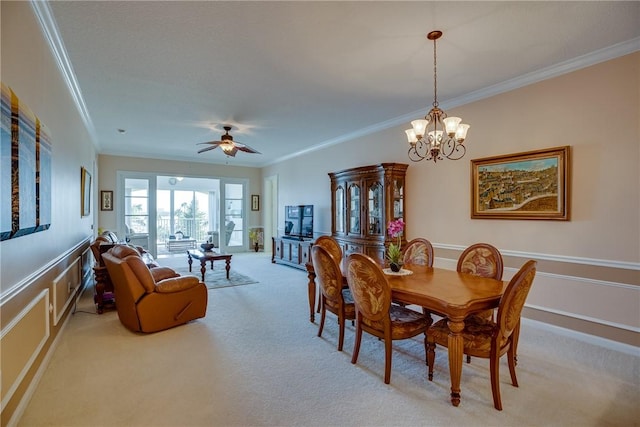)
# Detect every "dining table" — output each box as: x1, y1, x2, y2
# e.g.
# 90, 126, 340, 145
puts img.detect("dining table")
305, 261, 507, 407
